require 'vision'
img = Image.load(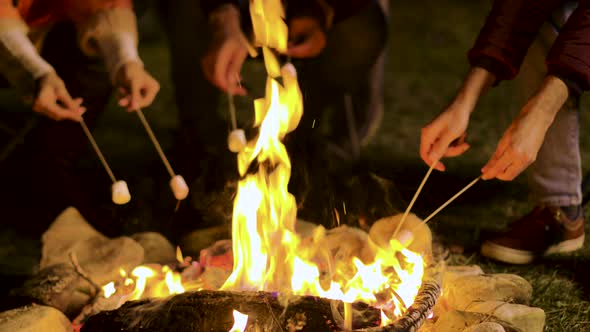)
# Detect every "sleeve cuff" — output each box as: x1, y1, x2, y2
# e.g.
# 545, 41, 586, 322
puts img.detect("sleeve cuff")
94, 32, 143, 83
548, 70, 584, 97
77, 7, 142, 83
0, 28, 55, 93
